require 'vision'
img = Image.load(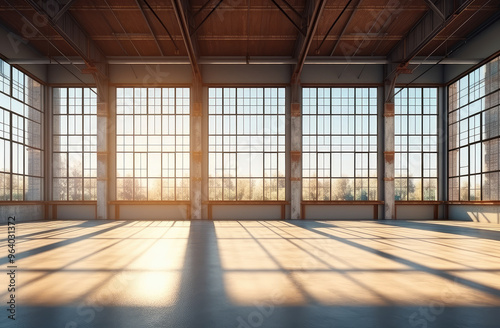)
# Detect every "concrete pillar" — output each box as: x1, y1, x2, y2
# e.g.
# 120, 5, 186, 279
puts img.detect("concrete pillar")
191, 75, 203, 219
108, 87, 117, 218
437, 86, 448, 219
290, 81, 302, 220
438, 86, 447, 212
44, 86, 53, 219
95, 78, 109, 220
384, 78, 395, 220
